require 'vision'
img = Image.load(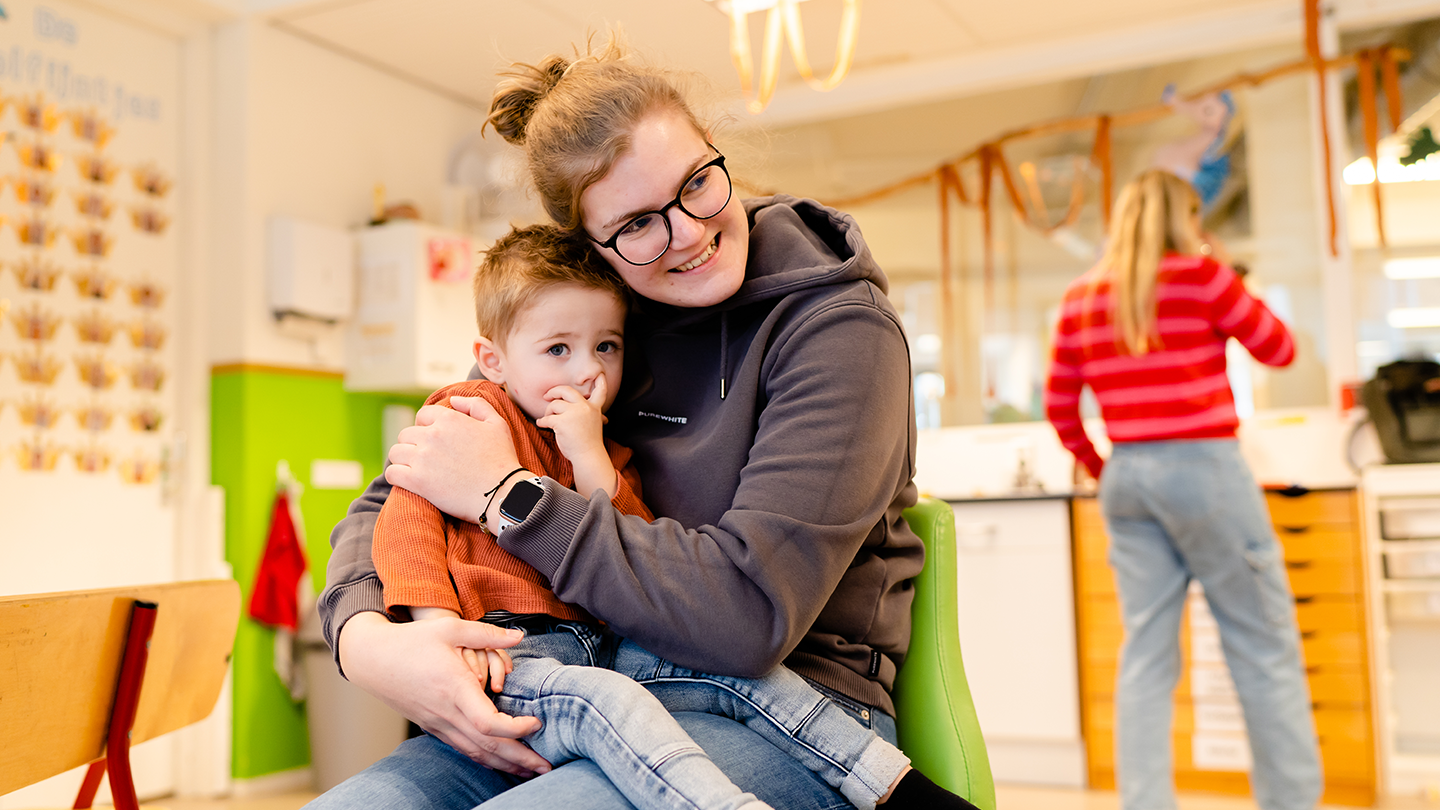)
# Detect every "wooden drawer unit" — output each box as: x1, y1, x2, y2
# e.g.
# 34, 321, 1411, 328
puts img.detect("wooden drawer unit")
1071, 489, 1375, 805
